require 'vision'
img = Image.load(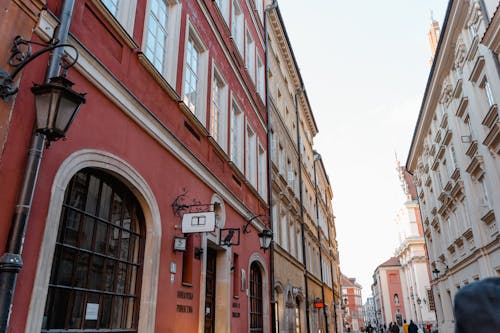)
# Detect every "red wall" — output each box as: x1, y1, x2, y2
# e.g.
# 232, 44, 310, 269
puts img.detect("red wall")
0, 0, 269, 332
